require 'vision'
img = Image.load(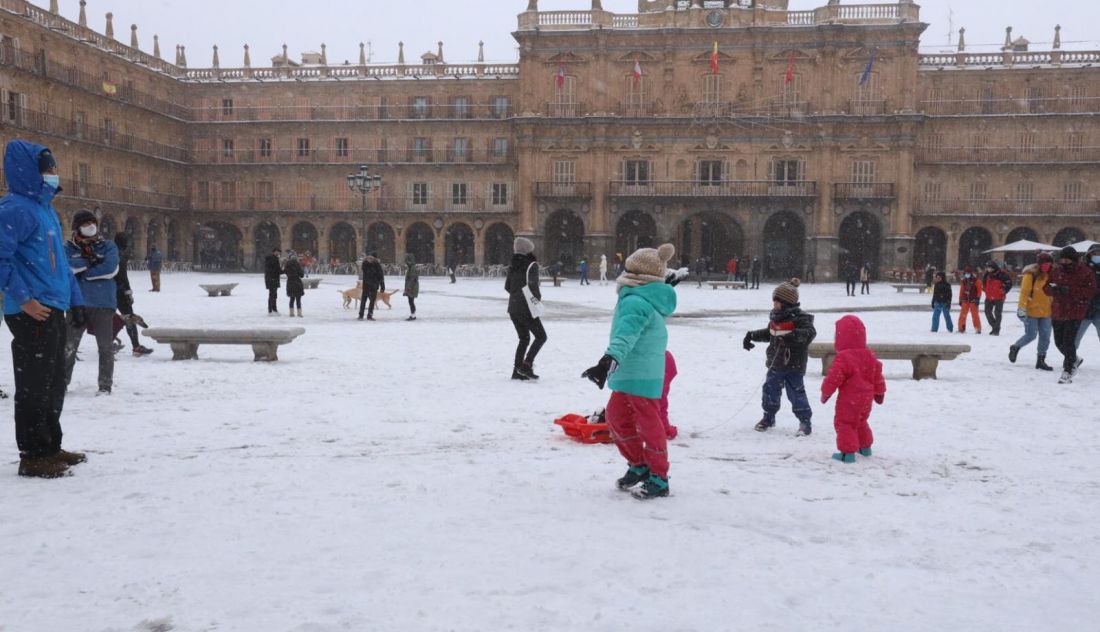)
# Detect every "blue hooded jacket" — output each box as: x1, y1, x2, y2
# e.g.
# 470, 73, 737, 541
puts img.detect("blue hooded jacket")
0, 140, 84, 314
65, 236, 119, 309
